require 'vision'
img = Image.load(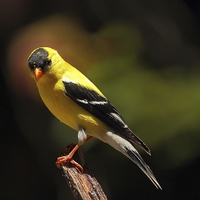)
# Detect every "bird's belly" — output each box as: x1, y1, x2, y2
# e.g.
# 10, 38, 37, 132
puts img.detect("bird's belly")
38, 86, 108, 141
